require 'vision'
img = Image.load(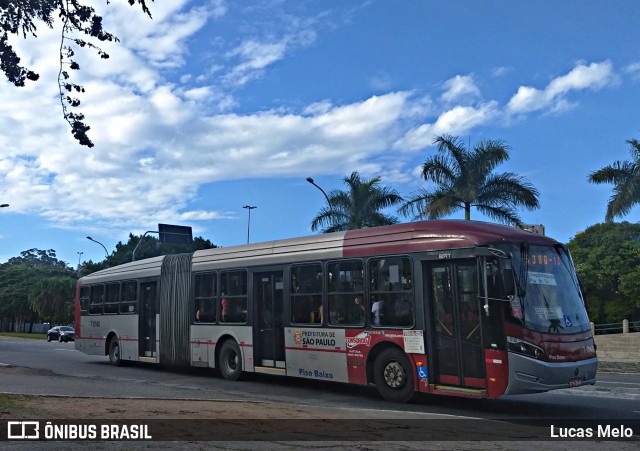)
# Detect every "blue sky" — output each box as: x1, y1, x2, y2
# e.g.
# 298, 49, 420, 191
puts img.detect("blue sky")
0, 0, 639, 267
